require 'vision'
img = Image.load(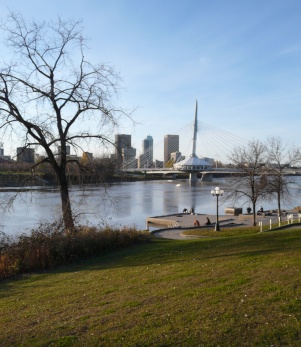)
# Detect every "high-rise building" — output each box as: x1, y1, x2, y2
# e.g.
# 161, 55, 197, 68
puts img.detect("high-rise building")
114, 134, 131, 161
114, 134, 136, 168
57, 145, 73, 163
0, 143, 11, 161
164, 135, 179, 167
139, 135, 153, 168
17, 147, 35, 163
58, 145, 71, 156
